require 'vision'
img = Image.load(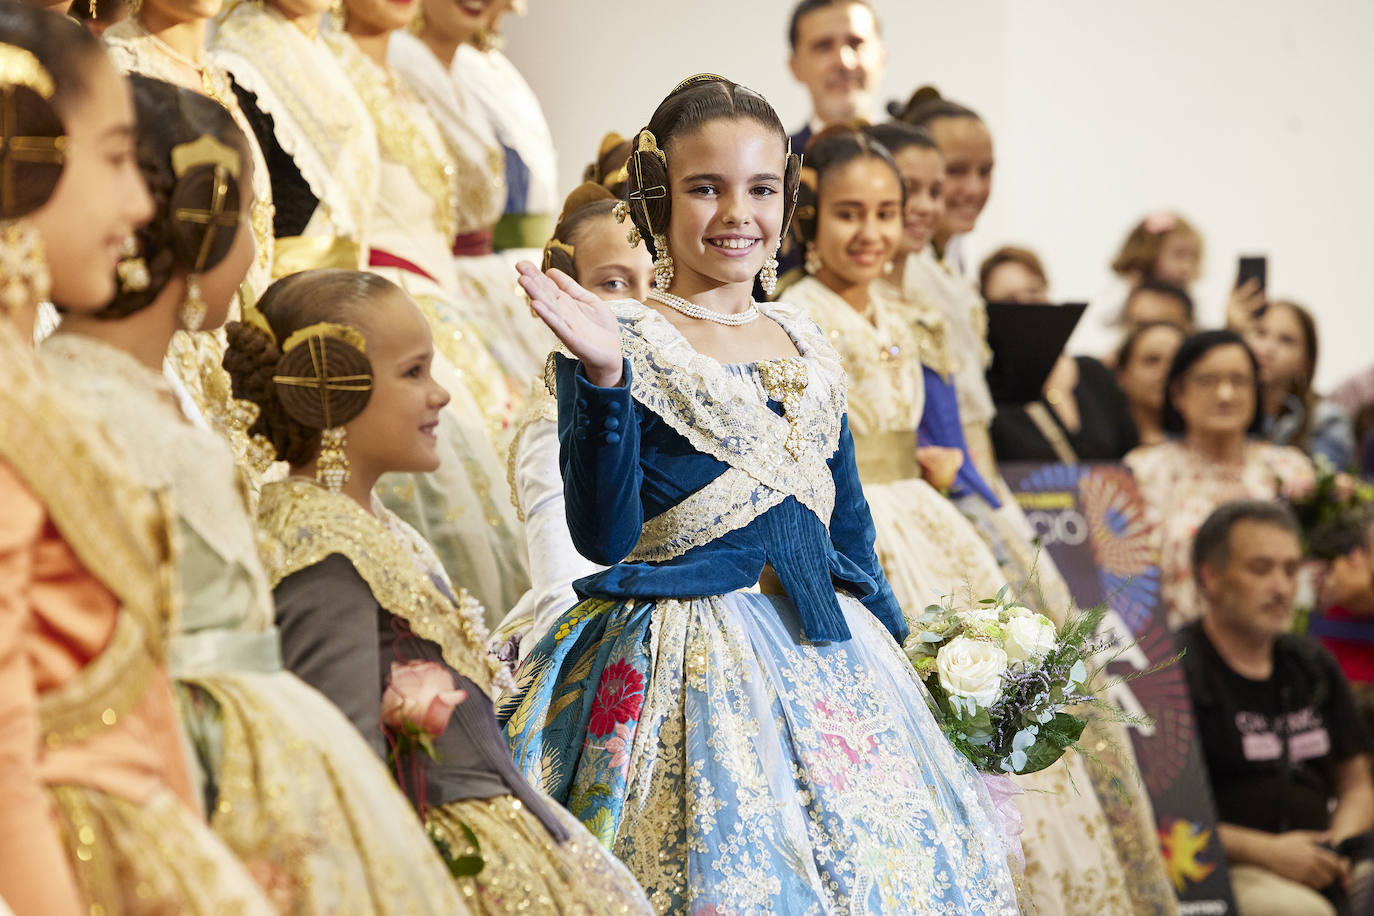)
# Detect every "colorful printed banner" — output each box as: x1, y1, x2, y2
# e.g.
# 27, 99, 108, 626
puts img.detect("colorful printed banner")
1001, 462, 1237, 914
